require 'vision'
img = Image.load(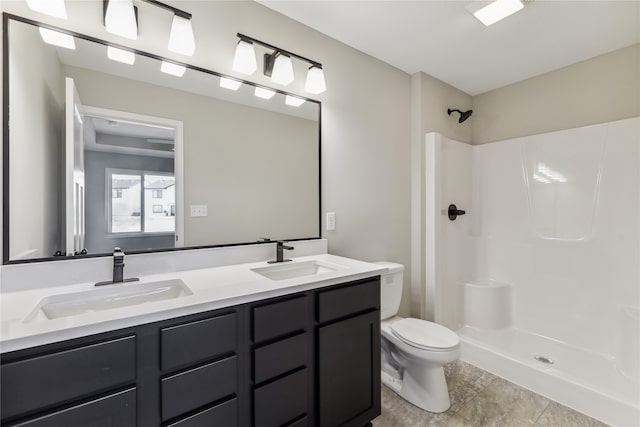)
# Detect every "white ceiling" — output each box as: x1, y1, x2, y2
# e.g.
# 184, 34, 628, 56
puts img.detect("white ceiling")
259, 0, 640, 95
